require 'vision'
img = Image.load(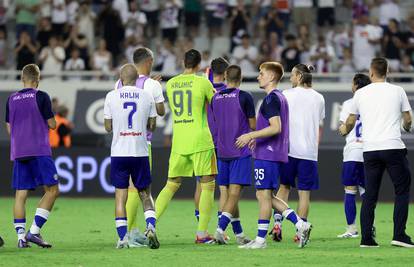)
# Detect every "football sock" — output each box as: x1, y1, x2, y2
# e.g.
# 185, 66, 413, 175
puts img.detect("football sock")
345, 190, 357, 226
14, 218, 26, 241
218, 211, 222, 220
282, 208, 299, 226
195, 209, 200, 221
198, 180, 215, 234
256, 219, 270, 243
126, 189, 142, 231
231, 217, 244, 236
30, 208, 49, 234
273, 210, 283, 224
155, 181, 180, 219
115, 217, 127, 240
144, 210, 156, 230
217, 212, 231, 232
